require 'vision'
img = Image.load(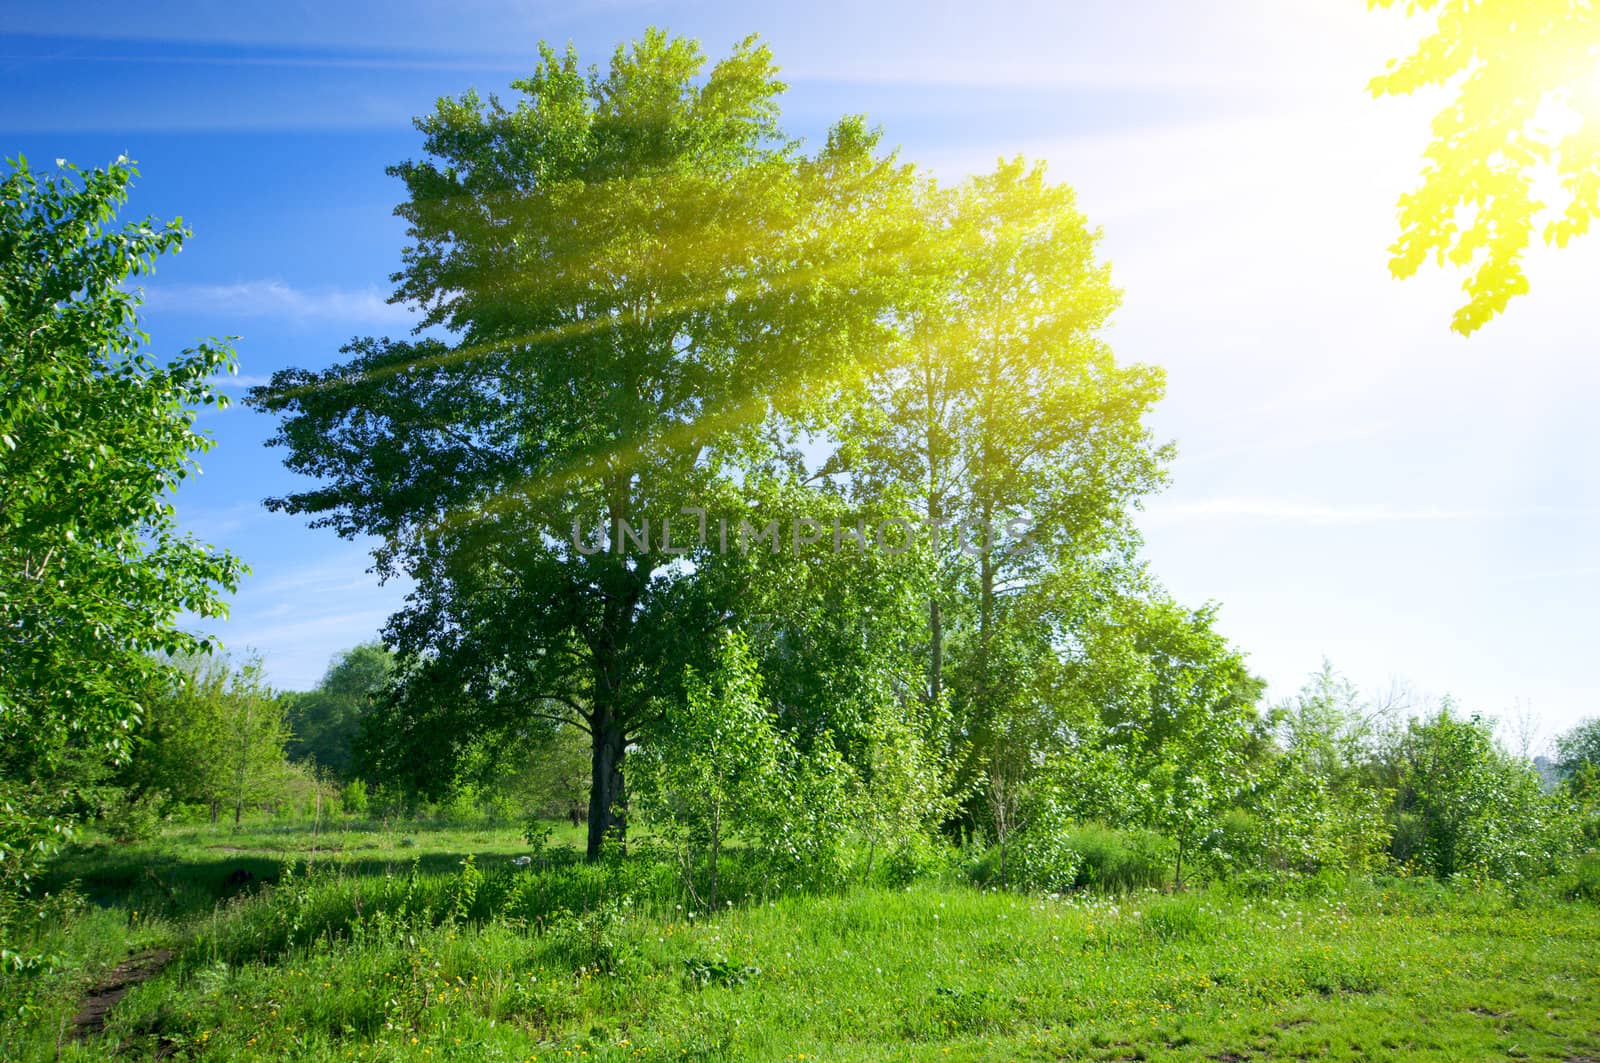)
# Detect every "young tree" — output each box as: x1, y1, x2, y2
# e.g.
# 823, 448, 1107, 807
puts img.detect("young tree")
1079, 595, 1265, 886
250, 31, 915, 860
1556, 718, 1600, 780
632, 631, 784, 907
119, 653, 291, 825
1224, 664, 1392, 877
1393, 705, 1564, 881
0, 157, 241, 945
1371, 0, 1600, 333
219, 658, 292, 826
